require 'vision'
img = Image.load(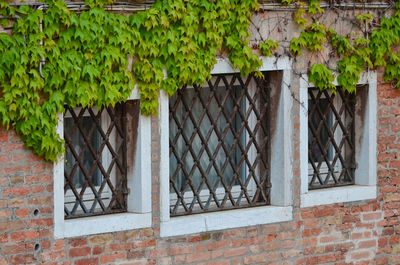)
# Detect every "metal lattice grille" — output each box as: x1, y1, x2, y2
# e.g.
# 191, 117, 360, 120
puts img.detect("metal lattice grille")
308, 88, 355, 189
64, 104, 128, 219
169, 73, 271, 216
